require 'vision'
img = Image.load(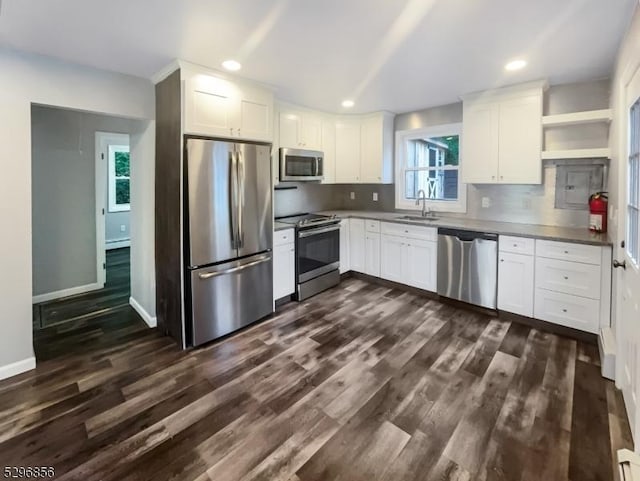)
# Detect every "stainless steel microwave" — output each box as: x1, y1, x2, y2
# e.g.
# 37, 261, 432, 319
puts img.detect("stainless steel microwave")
279, 148, 324, 181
